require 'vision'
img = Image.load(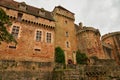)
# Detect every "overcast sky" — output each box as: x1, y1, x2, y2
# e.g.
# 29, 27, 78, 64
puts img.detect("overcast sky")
14, 0, 120, 35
